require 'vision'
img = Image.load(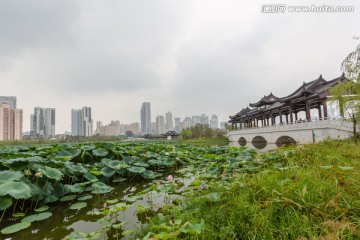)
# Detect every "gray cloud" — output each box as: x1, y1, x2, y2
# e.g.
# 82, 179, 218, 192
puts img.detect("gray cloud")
0, 0, 359, 132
